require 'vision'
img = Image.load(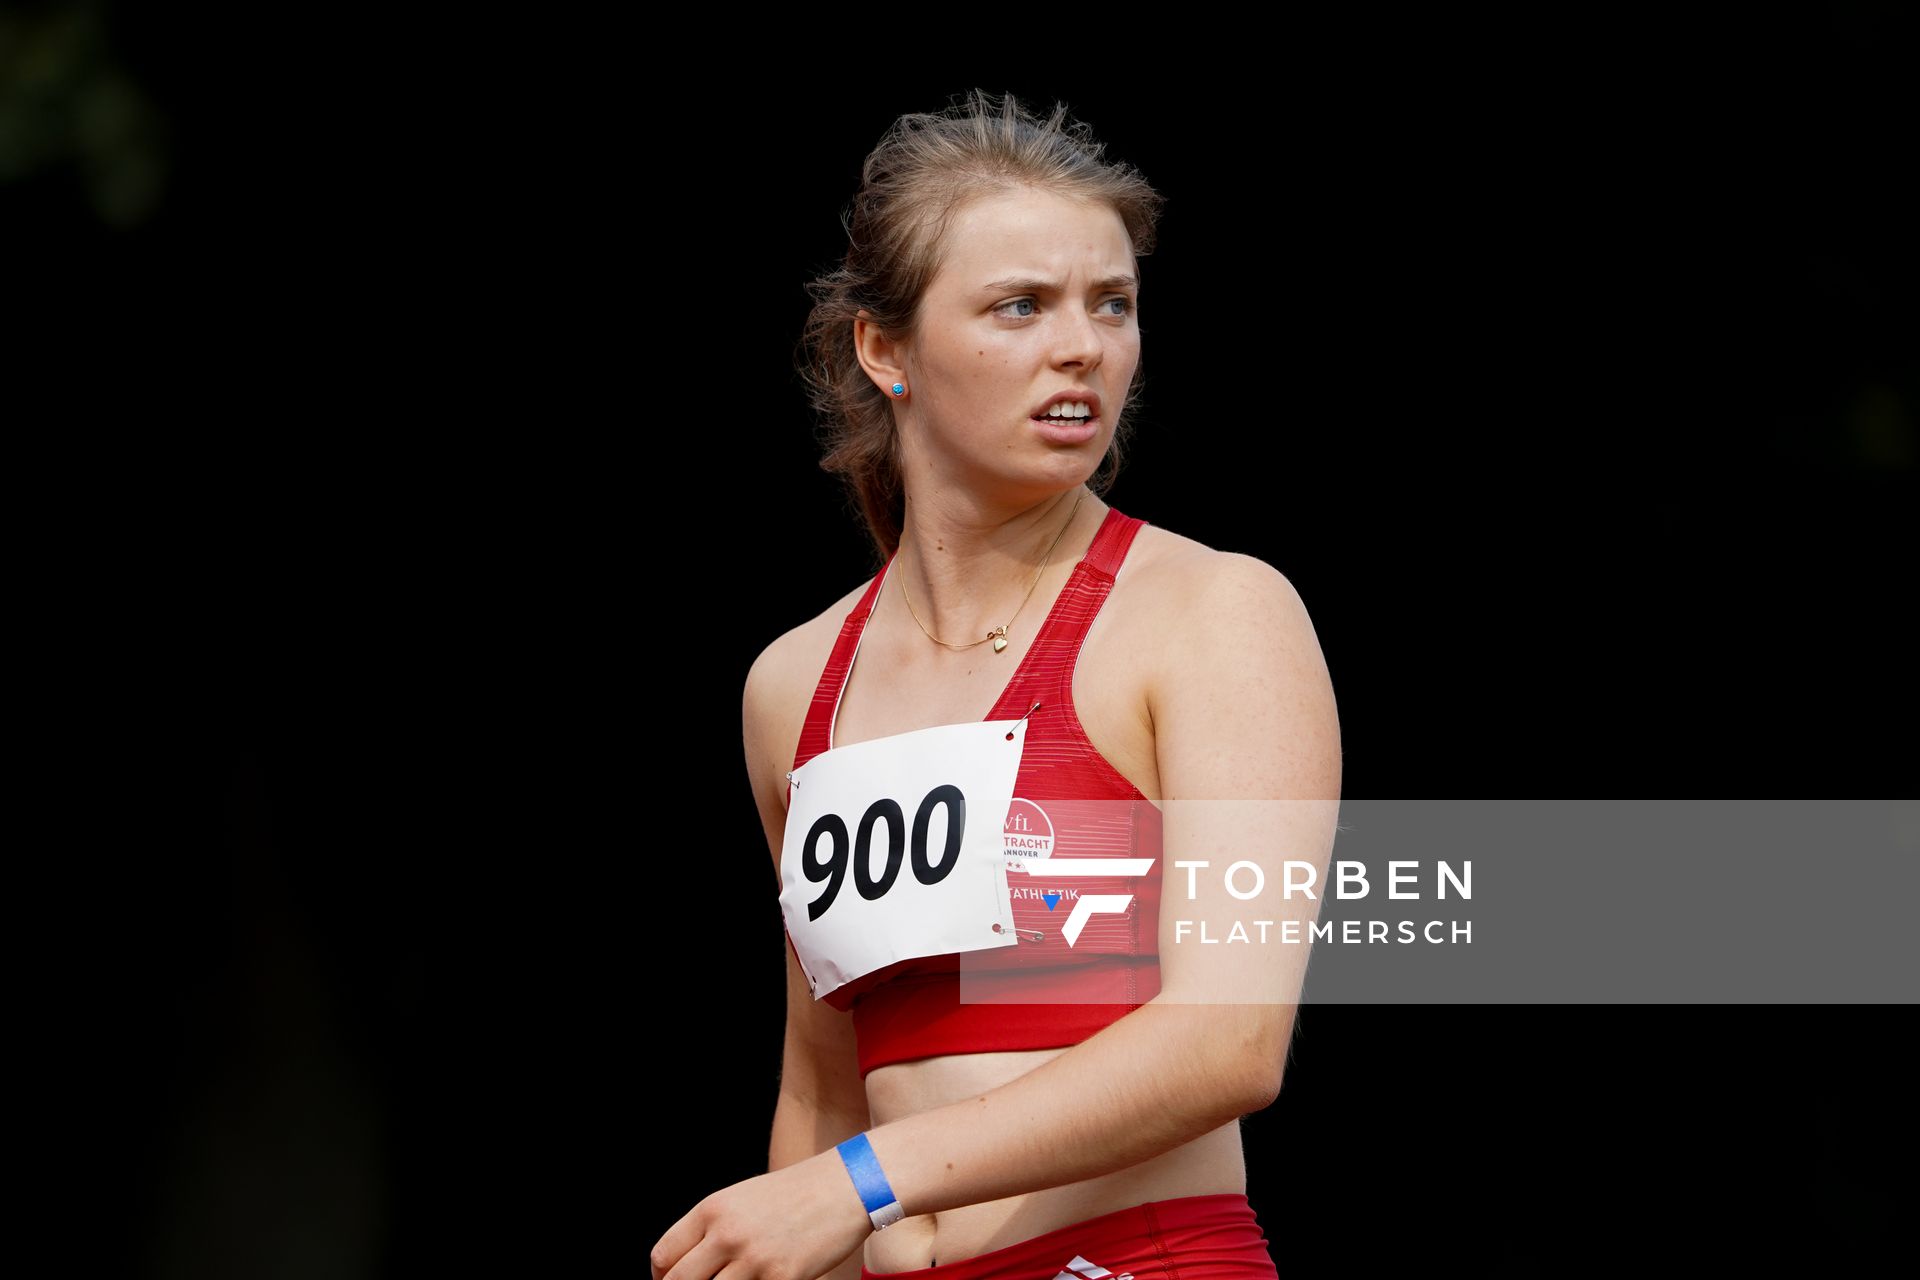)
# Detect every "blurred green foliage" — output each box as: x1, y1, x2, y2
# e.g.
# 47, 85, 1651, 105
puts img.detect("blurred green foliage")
0, 0, 169, 228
